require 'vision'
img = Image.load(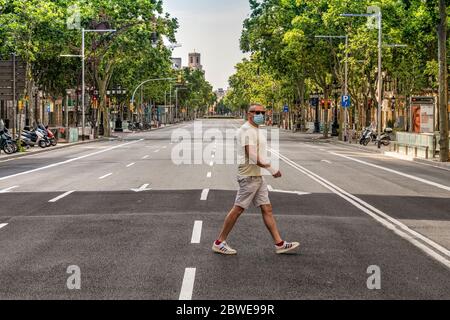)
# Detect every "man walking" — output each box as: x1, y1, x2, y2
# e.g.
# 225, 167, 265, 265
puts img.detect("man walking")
212, 104, 300, 255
